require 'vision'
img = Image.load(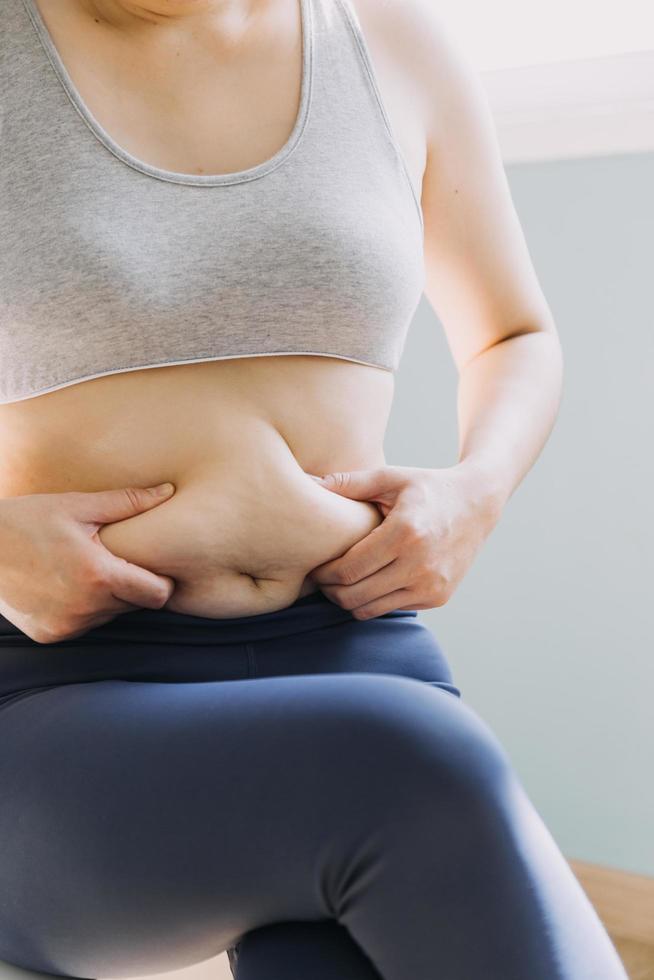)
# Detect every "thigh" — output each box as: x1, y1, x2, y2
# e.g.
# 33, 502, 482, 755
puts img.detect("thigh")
0, 671, 462, 980
0, 677, 315, 978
